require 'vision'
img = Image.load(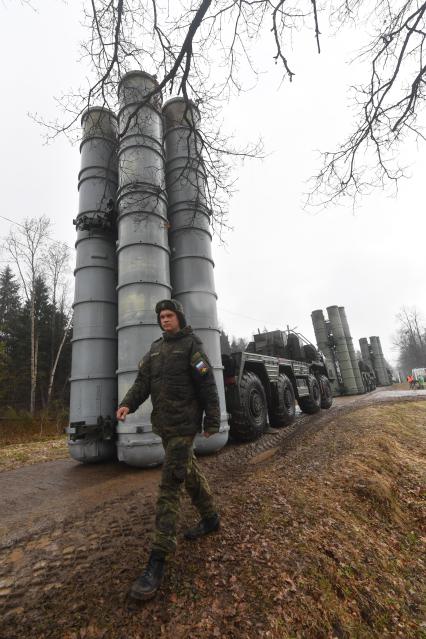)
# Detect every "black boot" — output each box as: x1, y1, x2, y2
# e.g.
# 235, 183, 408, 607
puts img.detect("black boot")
129, 550, 165, 601
184, 513, 220, 540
